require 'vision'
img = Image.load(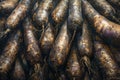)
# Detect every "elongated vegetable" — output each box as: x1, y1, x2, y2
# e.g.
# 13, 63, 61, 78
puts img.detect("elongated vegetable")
94, 37, 120, 80
0, 0, 19, 14
68, 0, 83, 31
51, 0, 69, 25
49, 21, 70, 69
23, 17, 42, 65
11, 58, 26, 80
29, 63, 43, 80
0, 30, 21, 79
39, 22, 55, 57
33, 0, 58, 29
1, 0, 35, 38
88, 0, 120, 24
82, 0, 120, 47
77, 20, 93, 74
66, 45, 85, 80
77, 20, 93, 58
